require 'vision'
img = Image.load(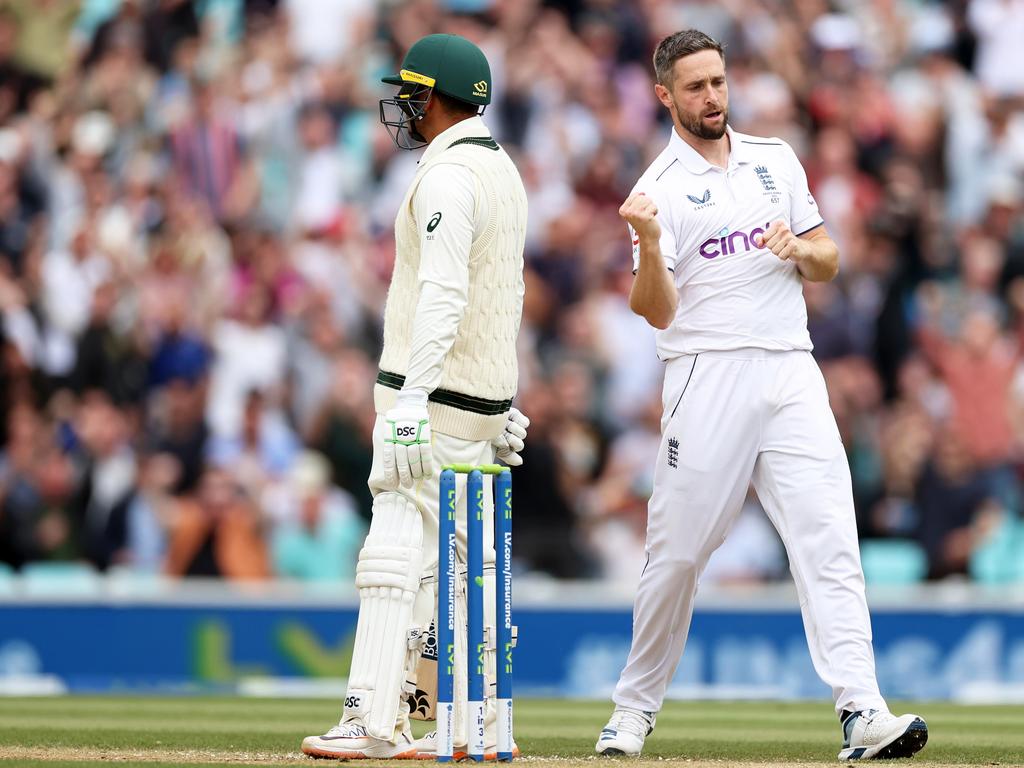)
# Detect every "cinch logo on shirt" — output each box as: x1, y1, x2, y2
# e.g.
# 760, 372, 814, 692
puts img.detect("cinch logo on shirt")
698, 222, 771, 259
